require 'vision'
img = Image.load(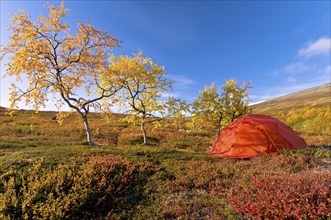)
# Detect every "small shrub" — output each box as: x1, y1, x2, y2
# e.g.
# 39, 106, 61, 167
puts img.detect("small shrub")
166, 136, 192, 149
281, 147, 331, 159
165, 134, 211, 151
161, 189, 223, 219
284, 107, 331, 145
228, 171, 331, 219
1, 119, 13, 123
118, 129, 143, 146
0, 155, 151, 219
